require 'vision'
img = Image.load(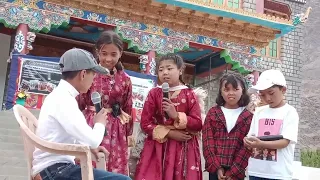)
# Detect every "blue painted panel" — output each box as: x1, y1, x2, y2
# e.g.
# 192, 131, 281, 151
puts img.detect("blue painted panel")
178, 49, 212, 61
195, 54, 226, 75
156, 0, 295, 38
49, 29, 101, 42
